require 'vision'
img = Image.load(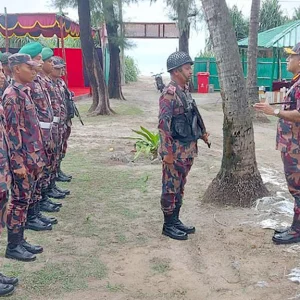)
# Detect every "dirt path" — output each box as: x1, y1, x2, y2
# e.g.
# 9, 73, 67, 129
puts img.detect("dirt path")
6, 76, 300, 300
